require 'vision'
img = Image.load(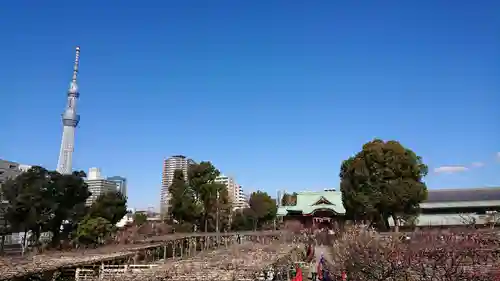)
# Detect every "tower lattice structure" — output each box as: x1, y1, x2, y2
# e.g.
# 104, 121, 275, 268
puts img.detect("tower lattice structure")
56, 46, 81, 174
